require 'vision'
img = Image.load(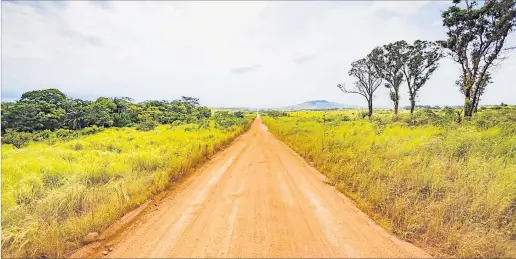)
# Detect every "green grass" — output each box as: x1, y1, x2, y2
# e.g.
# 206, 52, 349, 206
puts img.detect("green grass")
1, 120, 251, 258
262, 108, 516, 258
